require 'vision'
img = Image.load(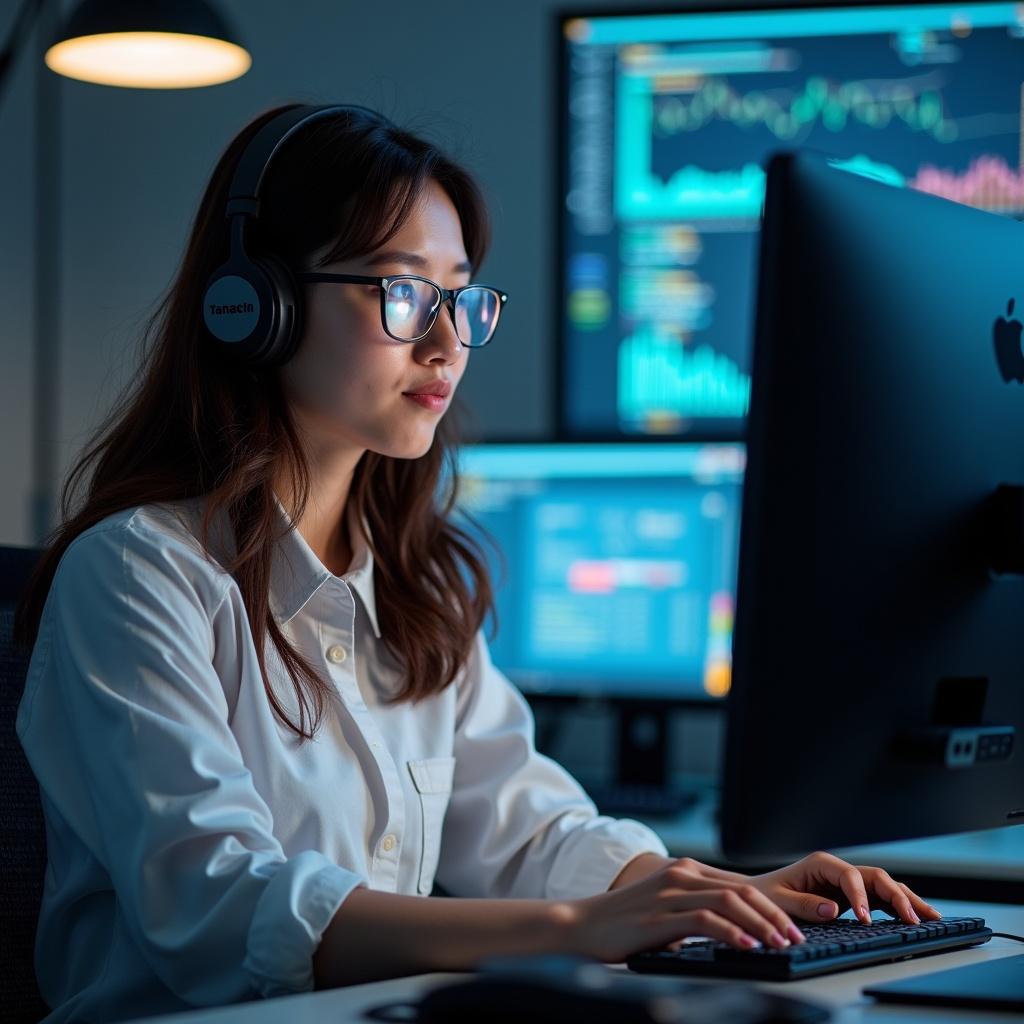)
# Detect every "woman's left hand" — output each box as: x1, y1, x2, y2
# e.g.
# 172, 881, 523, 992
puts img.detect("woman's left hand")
747, 851, 943, 926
